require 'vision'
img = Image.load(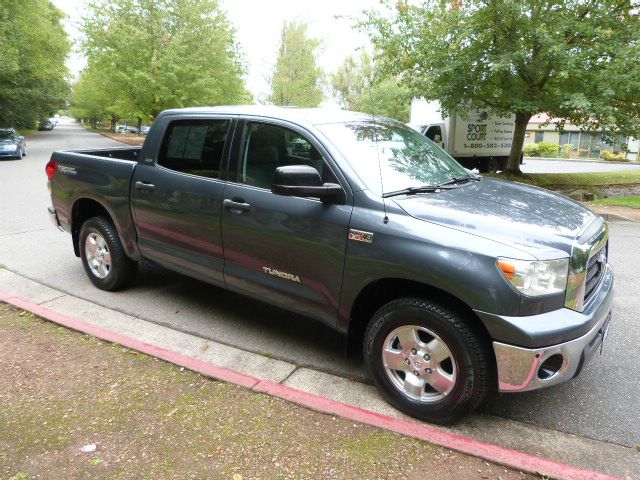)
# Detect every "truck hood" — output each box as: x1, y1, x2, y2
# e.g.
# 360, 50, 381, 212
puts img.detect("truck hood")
392, 178, 597, 257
